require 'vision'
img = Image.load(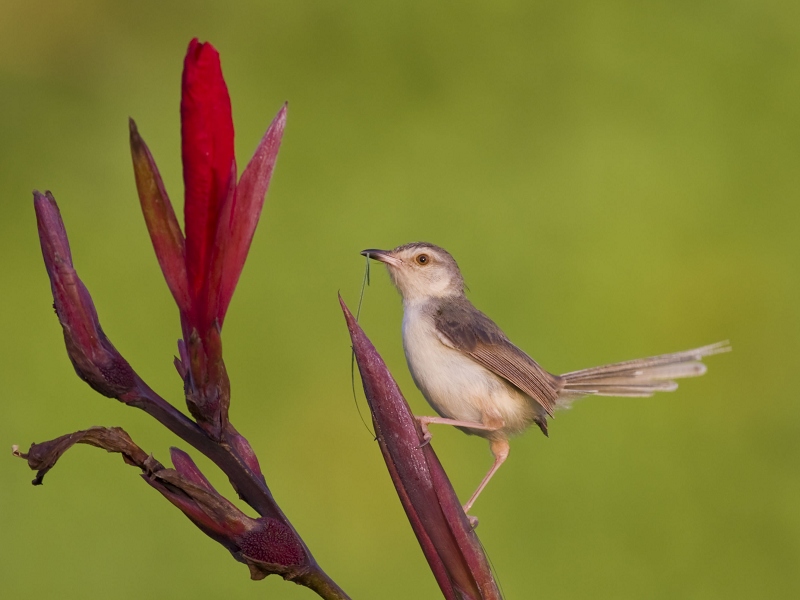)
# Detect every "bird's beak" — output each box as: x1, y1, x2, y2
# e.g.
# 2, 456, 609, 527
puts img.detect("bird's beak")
361, 248, 402, 267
